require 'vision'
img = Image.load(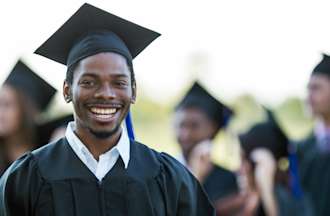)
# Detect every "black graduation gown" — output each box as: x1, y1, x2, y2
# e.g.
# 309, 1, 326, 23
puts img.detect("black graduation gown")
202, 164, 238, 203
0, 138, 215, 216
296, 134, 330, 216
275, 184, 314, 216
